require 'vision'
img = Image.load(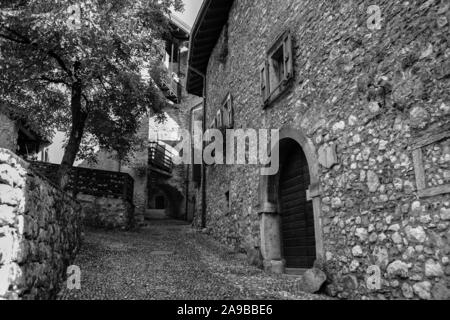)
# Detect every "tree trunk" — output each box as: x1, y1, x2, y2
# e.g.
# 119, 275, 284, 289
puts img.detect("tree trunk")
57, 81, 88, 189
